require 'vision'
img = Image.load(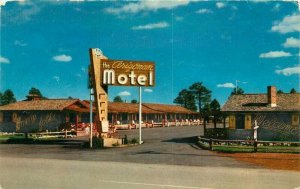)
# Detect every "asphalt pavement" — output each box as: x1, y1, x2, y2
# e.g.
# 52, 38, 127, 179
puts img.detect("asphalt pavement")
0, 125, 299, 189
0, 125, 253, 168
